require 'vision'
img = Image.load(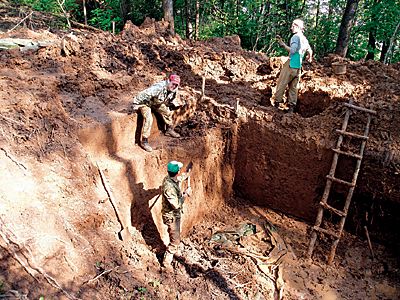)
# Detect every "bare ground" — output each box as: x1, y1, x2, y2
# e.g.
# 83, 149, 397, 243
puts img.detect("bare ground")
0, 3, 399, 300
